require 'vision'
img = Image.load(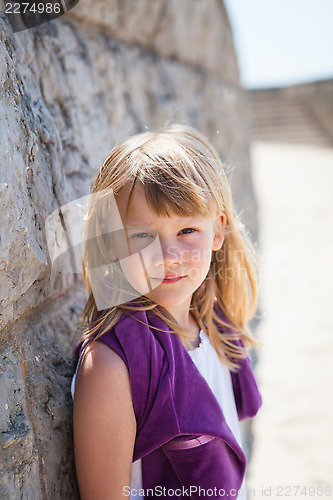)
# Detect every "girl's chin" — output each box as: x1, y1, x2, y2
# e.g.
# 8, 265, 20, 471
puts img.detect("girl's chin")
144, 291, 192, 309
